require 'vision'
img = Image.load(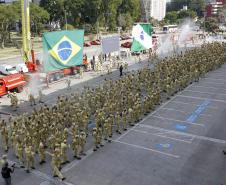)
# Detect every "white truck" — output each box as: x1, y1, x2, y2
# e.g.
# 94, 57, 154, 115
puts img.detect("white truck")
0, 64, 18, 75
